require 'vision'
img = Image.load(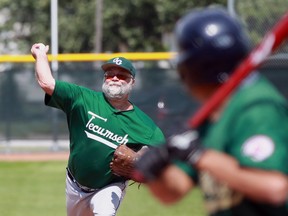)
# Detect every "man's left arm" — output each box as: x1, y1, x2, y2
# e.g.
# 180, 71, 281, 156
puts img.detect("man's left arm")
195, 149, 288, 205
